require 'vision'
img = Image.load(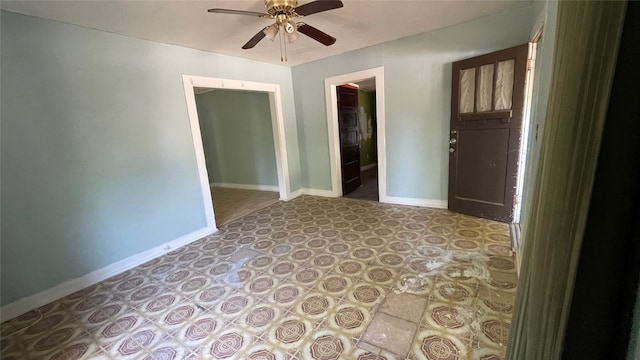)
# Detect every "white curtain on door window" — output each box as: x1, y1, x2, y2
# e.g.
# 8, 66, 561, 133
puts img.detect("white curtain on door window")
477, 64, 495, 112
495, 59, 515, 110
459, 68, 476, 113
